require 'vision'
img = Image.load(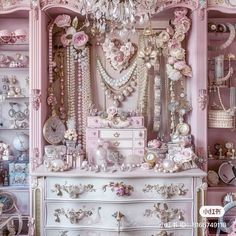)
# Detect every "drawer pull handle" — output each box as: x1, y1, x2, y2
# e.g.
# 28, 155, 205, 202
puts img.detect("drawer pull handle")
54, 208, 94, 224
143, 183, 188, 199
144, 203, 184, 225
112, 211, 125, 233
113, 132, 120, 138
113, 141, 120, 147
152, 231, 172, 236
51, 183, 96, 198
